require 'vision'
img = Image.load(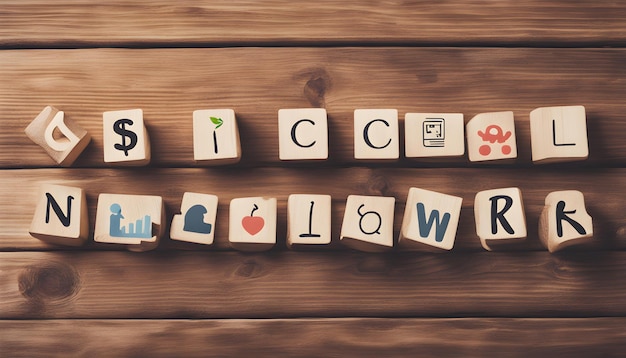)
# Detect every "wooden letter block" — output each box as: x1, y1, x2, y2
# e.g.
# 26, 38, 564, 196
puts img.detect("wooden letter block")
29, 184, 89, 246
103, 109, 151, 166
354, 109, 399, 160
467, 111, 517, 162
94, 193, 164, 252
278, 108, 328, 160
539, 190, 593, 253
170, 192, 219, 245
404, 113, 465, 158
229, 197, 277, 251
474, 187, 527, 251
340, 195, 395, 252
399, 188, 463, 251
193, 109, 241, 165
24, 106, 91, 166
287, 194, 332, 247
530, 105, 588, 163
